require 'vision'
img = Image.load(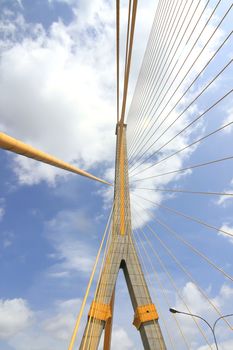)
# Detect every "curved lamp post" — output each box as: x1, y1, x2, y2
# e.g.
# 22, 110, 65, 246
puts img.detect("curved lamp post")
169, 308, 233, 350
